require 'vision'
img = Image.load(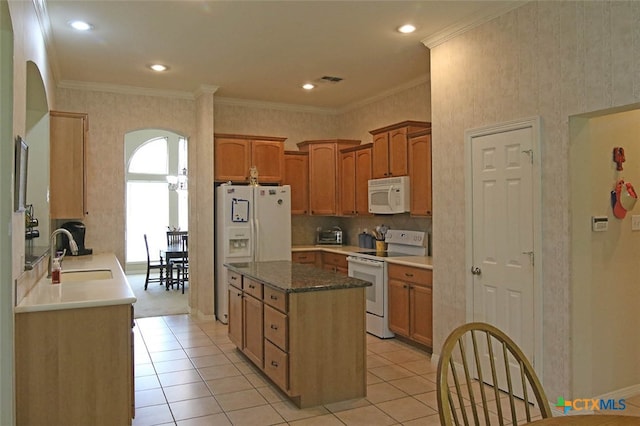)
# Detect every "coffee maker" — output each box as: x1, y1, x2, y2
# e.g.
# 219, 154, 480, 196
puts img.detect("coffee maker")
61, 221, 93, 256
